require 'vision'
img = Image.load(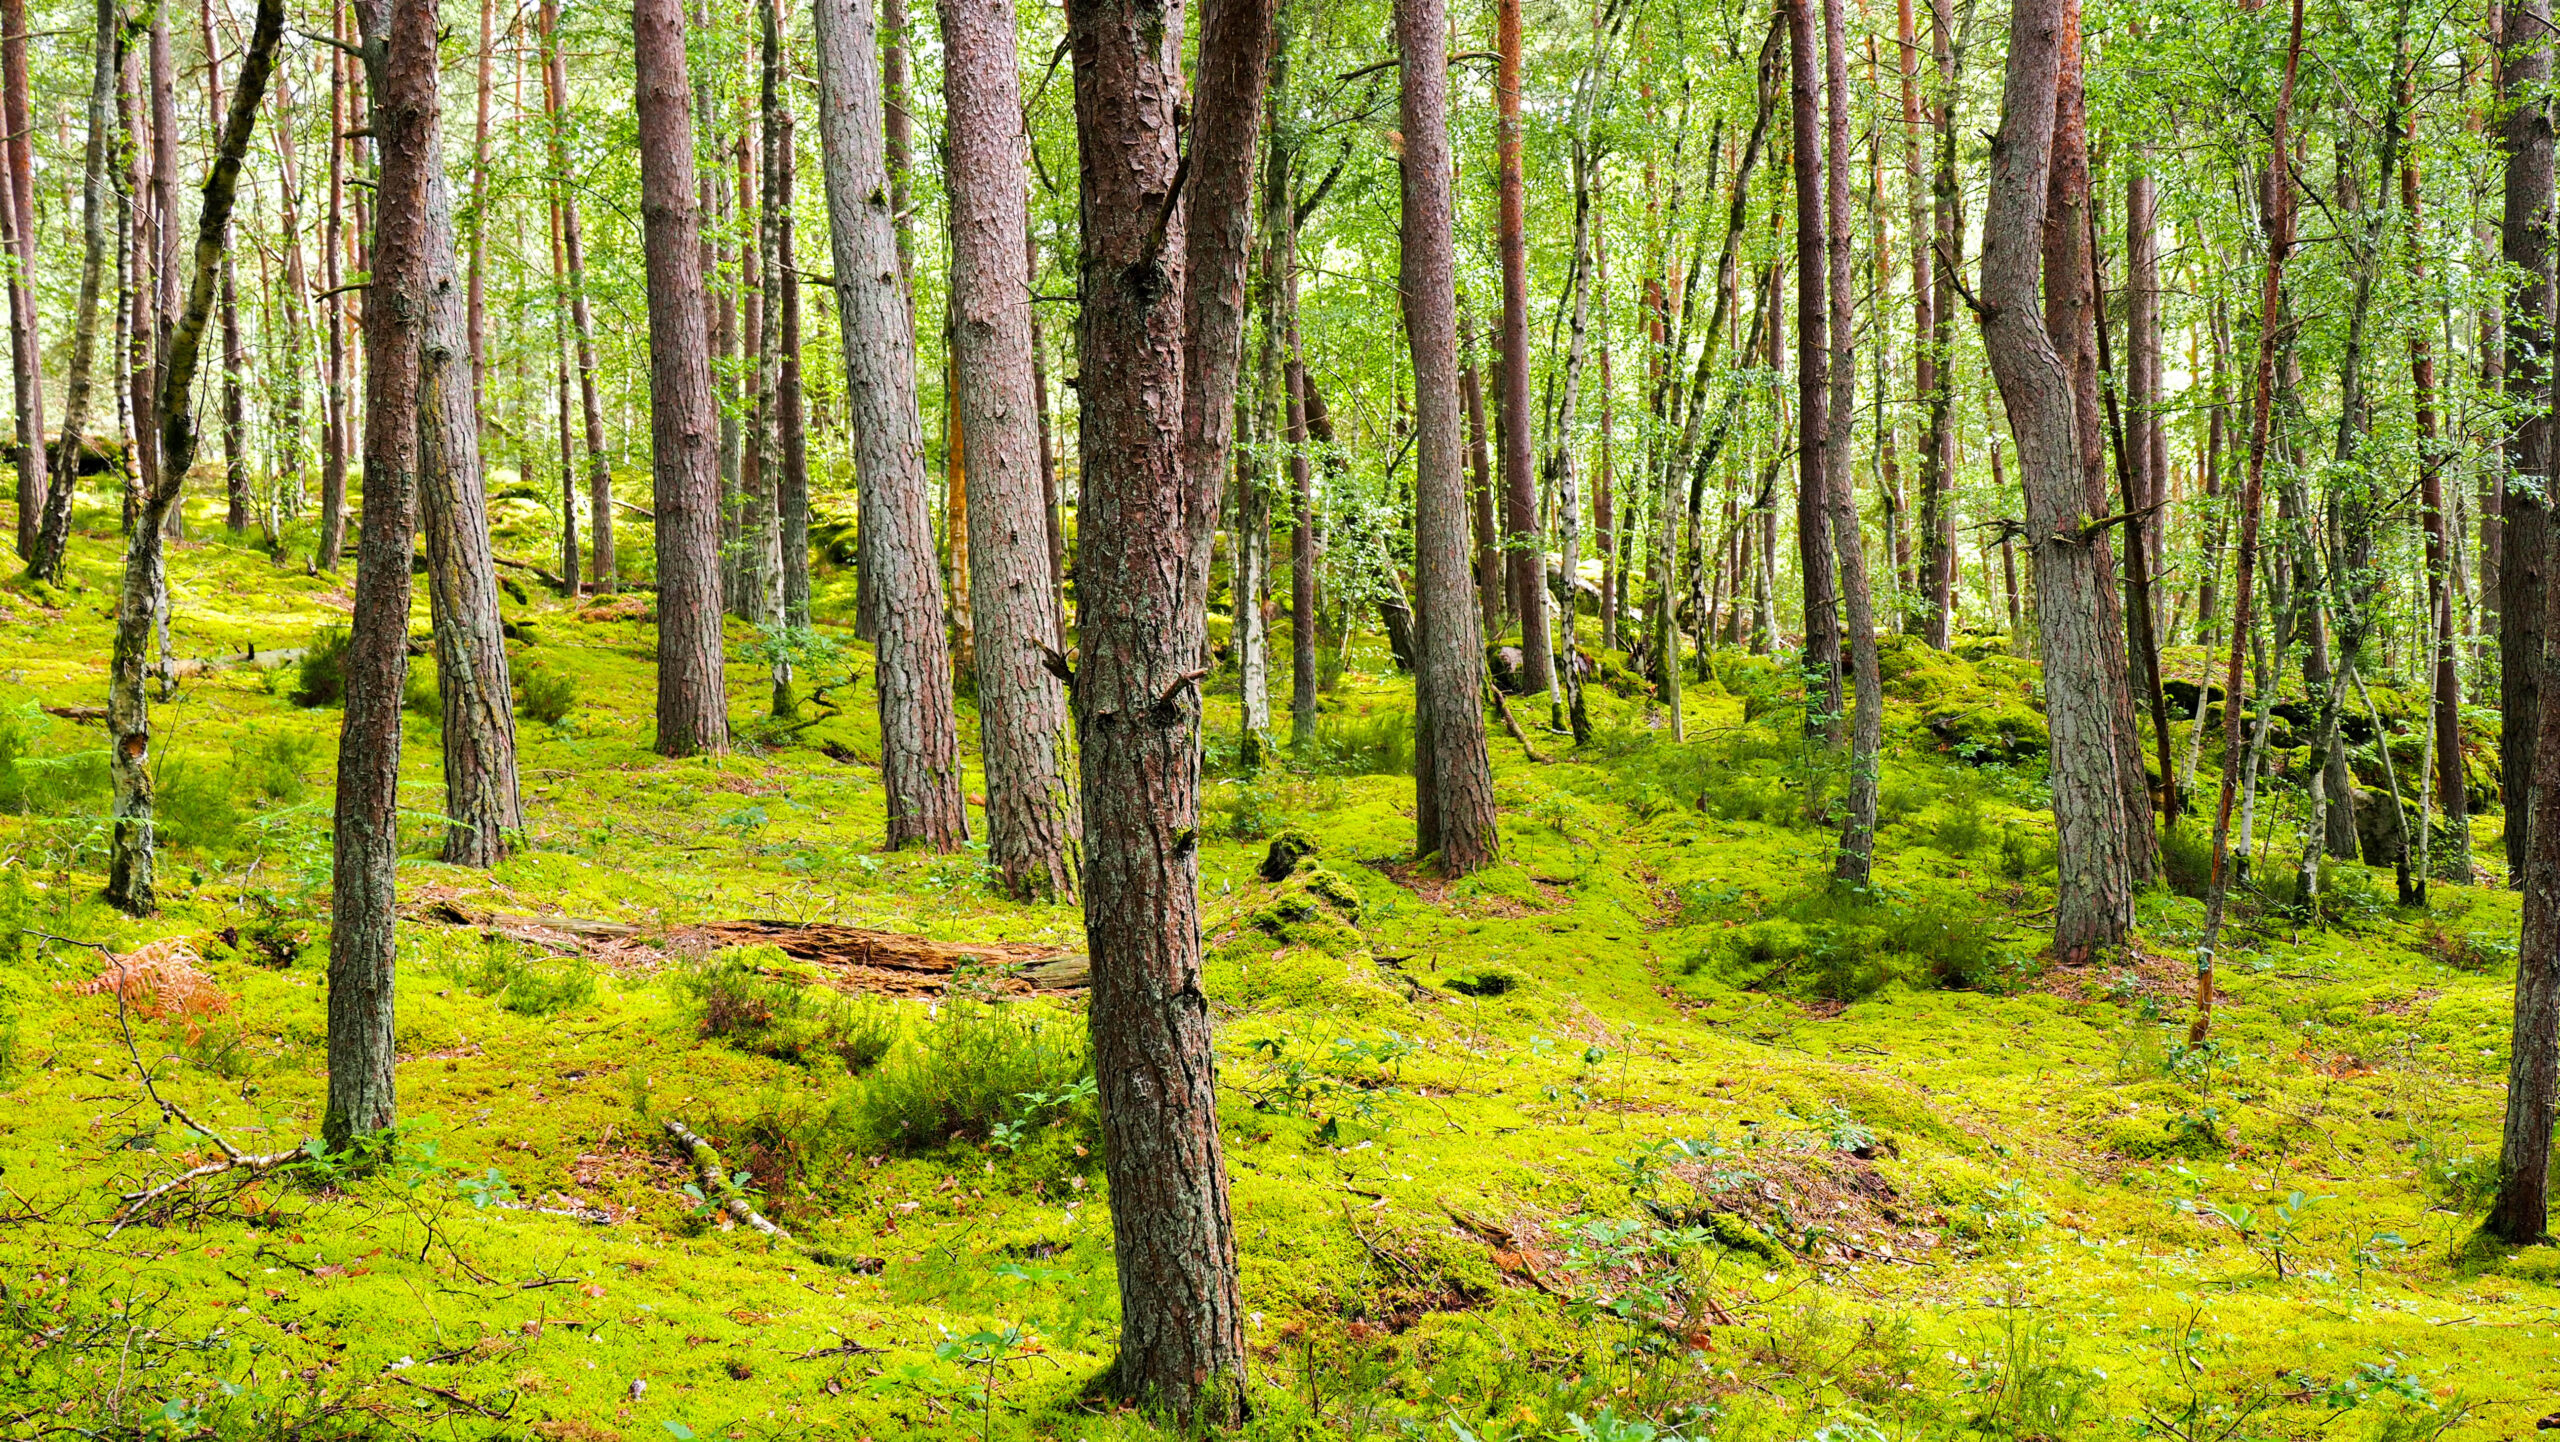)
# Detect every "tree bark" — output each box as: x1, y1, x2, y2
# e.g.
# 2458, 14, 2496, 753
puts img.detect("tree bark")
316, 1, 350, 572
330, 0, 427, 1155
1786, 0, 1841, 732
1, 0, 43, 560
466, 0, 493, 418
2405, 107, 2470, 875
1401, 0, 1500, 872
2195, 0, 2304, 1043
939, 0, 1079, 899
1974, 0, 2133, 963
777, 119, 811, 627
2505, 0, 2554, 883
1821, 0, 1882, 882
815, 0, 967, 846
1062, 0, 1269, 1416
1495, 0, 1549, 696
1462, 324, 1502, 629
540, 0, 613, 592
635, 0, 730, 756
28, 0, 118, 583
